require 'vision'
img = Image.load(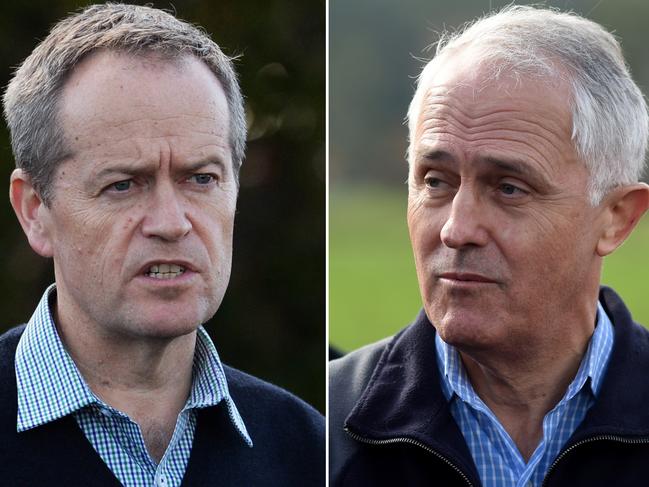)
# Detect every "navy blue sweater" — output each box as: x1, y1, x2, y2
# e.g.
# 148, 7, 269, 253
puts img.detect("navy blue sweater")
330, 287, 649, 486
0, 325, 324, 486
